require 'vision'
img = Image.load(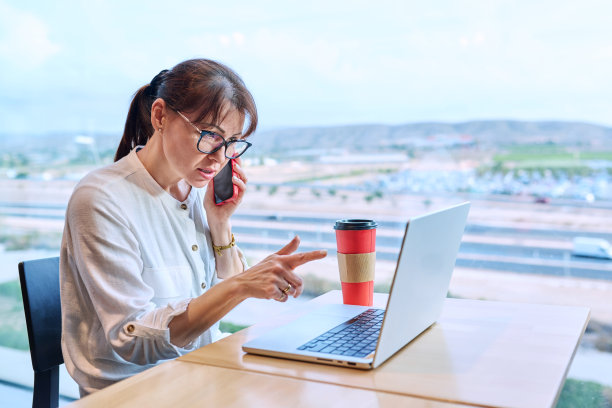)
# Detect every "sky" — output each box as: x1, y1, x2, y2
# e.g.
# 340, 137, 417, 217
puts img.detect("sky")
1, 0, 612, 135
